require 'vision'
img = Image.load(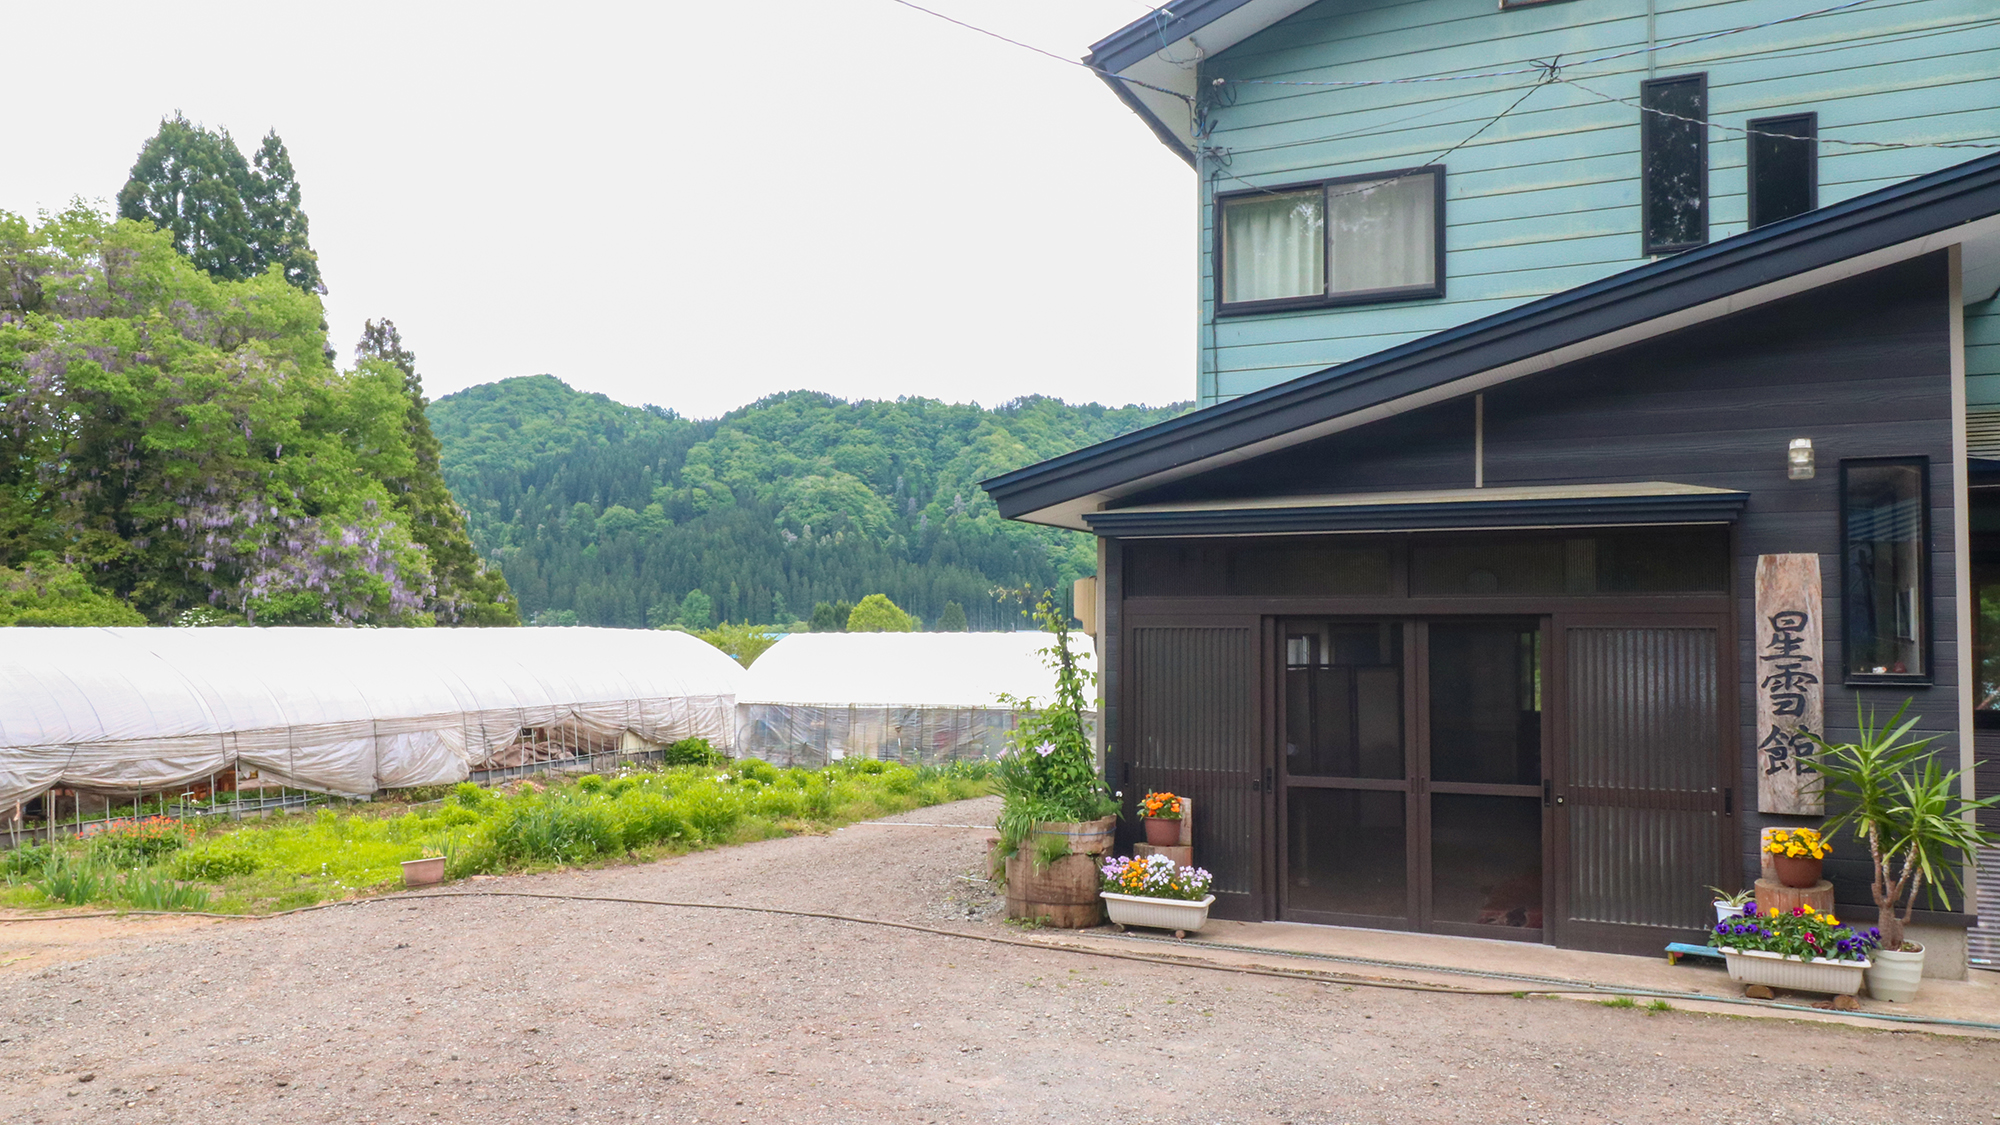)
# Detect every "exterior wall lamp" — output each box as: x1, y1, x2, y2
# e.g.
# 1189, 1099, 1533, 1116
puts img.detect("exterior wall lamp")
1788, 438, 1815, 480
